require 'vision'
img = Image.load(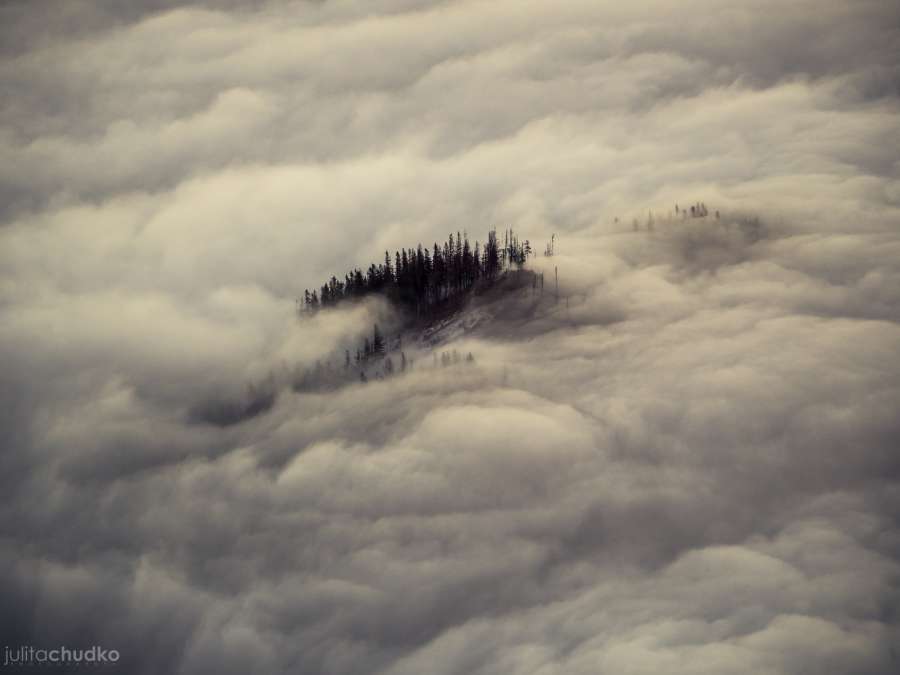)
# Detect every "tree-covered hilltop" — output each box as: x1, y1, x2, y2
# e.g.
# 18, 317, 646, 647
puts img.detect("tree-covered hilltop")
299, 228, 535, 316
